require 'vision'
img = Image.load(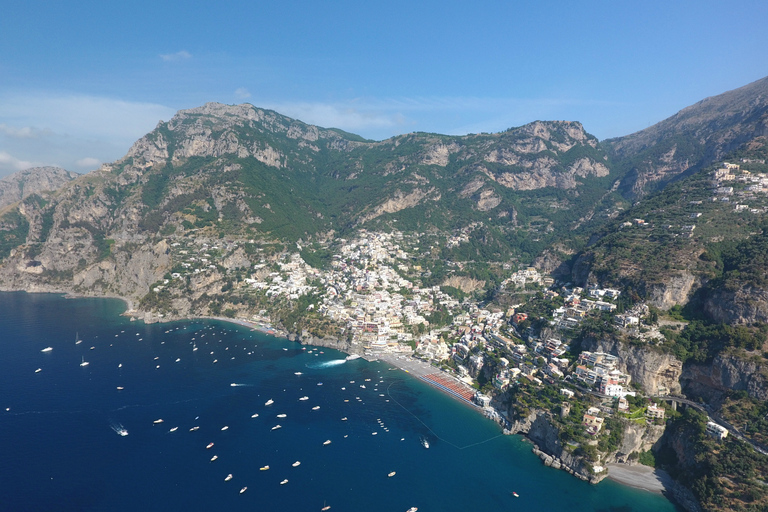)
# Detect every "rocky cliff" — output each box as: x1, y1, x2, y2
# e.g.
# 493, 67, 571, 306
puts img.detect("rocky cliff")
0, 166, 77, 210
582, 336, 683, 395
682, 351, 768, 402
